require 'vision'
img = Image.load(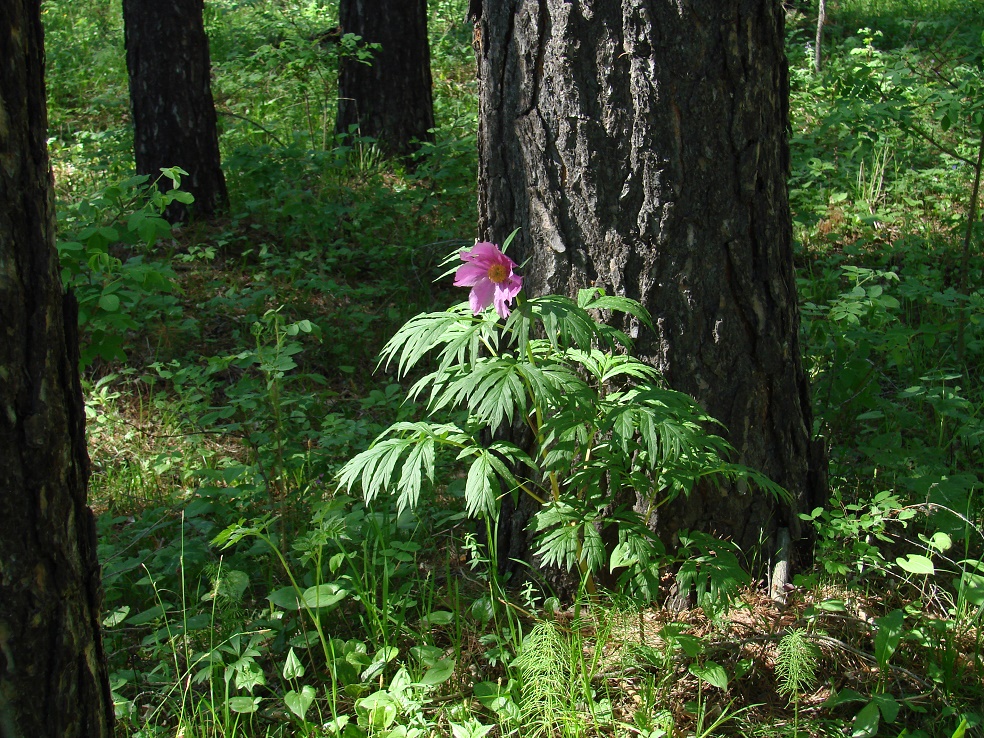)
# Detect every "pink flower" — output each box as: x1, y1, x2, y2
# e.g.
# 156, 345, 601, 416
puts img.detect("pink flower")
453, 242, 523, 319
